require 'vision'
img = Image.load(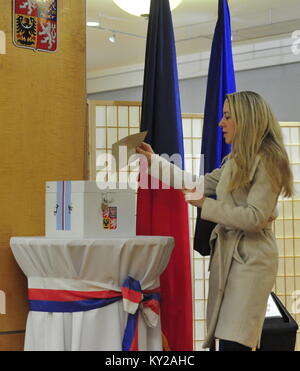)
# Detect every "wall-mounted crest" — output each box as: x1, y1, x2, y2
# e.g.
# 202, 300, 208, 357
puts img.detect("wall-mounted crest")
13, 0, 58, 52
